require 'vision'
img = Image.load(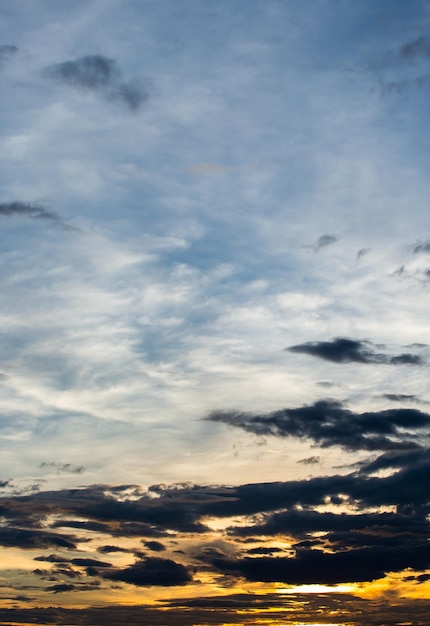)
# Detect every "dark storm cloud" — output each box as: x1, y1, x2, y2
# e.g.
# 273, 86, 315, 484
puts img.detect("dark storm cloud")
43, 54, 149, 111
287, 337, 423, 365
104, 557, 192, 587
0, 201, 78, 231
206, 400, 430, 451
